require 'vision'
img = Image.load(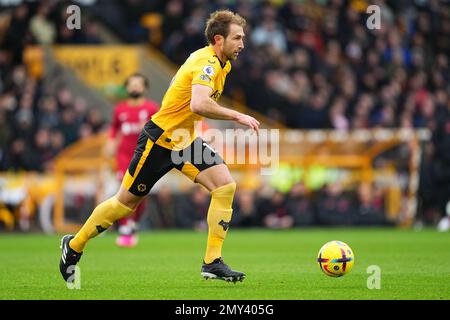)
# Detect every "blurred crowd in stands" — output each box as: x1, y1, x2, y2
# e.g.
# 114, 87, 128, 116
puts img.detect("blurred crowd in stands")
89, 0, 450, 225
0, 0, 449, 229
0, 1, 105, 171
113, 180, 386, 230
91, 0, 450, 220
